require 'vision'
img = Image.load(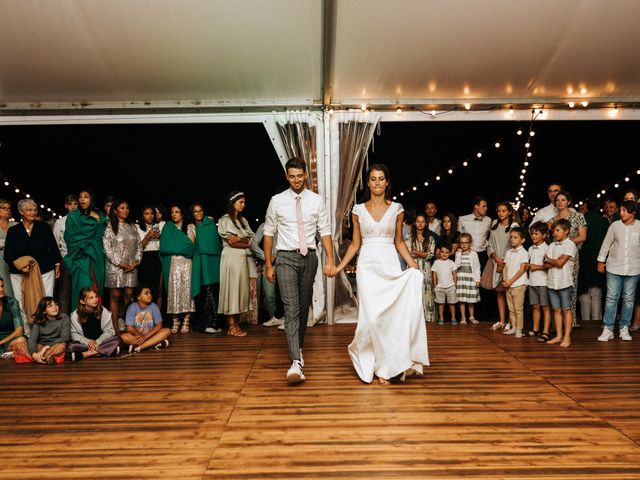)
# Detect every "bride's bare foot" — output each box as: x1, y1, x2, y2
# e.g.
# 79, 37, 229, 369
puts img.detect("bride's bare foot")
378, 377, 390, 385
547, 336, 562, 345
